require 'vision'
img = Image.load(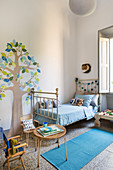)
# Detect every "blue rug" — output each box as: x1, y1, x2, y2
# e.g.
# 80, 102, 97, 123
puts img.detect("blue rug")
41, 128, 113, 170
